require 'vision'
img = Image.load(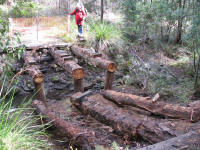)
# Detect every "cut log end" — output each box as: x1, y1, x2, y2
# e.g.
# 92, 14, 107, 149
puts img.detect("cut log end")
72, 68, 85, 79
33, 74, 44, 84
107, 63, 117, 72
